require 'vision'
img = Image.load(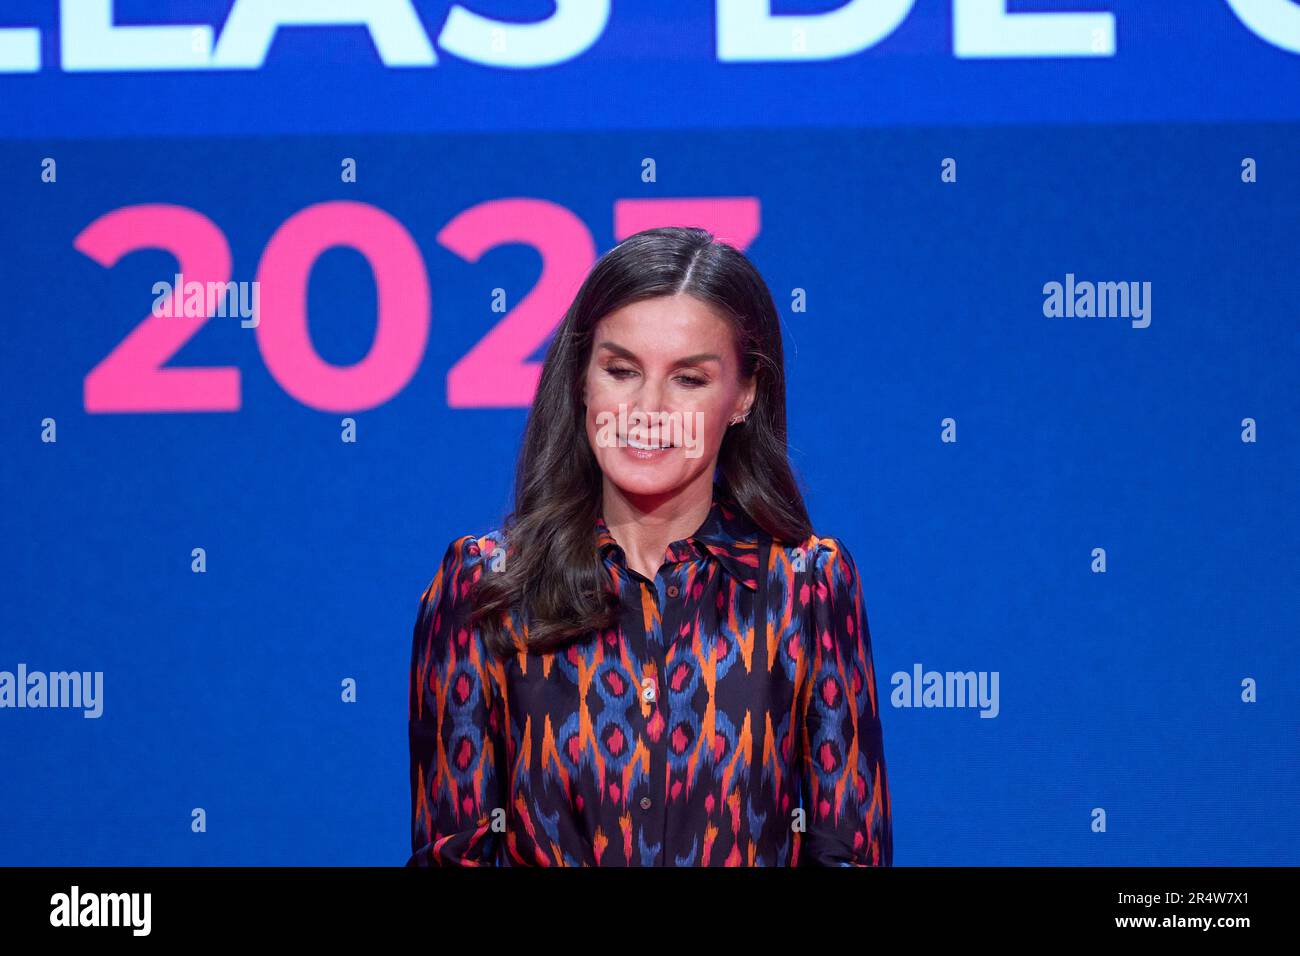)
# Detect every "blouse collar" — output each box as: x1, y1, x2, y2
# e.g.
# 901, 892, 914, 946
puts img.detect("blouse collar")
595, 493, 763, 591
